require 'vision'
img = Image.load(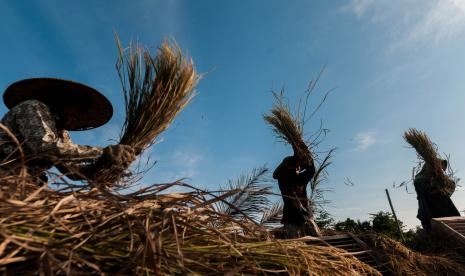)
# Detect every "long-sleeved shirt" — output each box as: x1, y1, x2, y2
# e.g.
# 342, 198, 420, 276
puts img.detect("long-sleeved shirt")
273, 156, 315, 225
414, 165, 460, 230
0, 100, 103, 175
